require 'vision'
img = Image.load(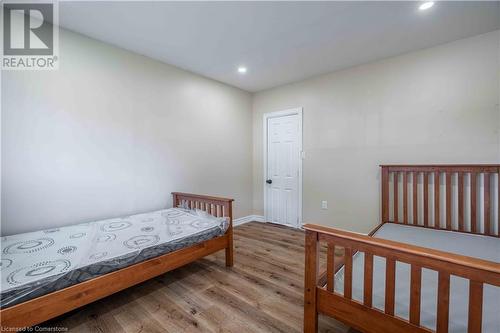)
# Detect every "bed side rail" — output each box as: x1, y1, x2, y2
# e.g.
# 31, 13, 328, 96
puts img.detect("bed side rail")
303, 223, 500, 333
